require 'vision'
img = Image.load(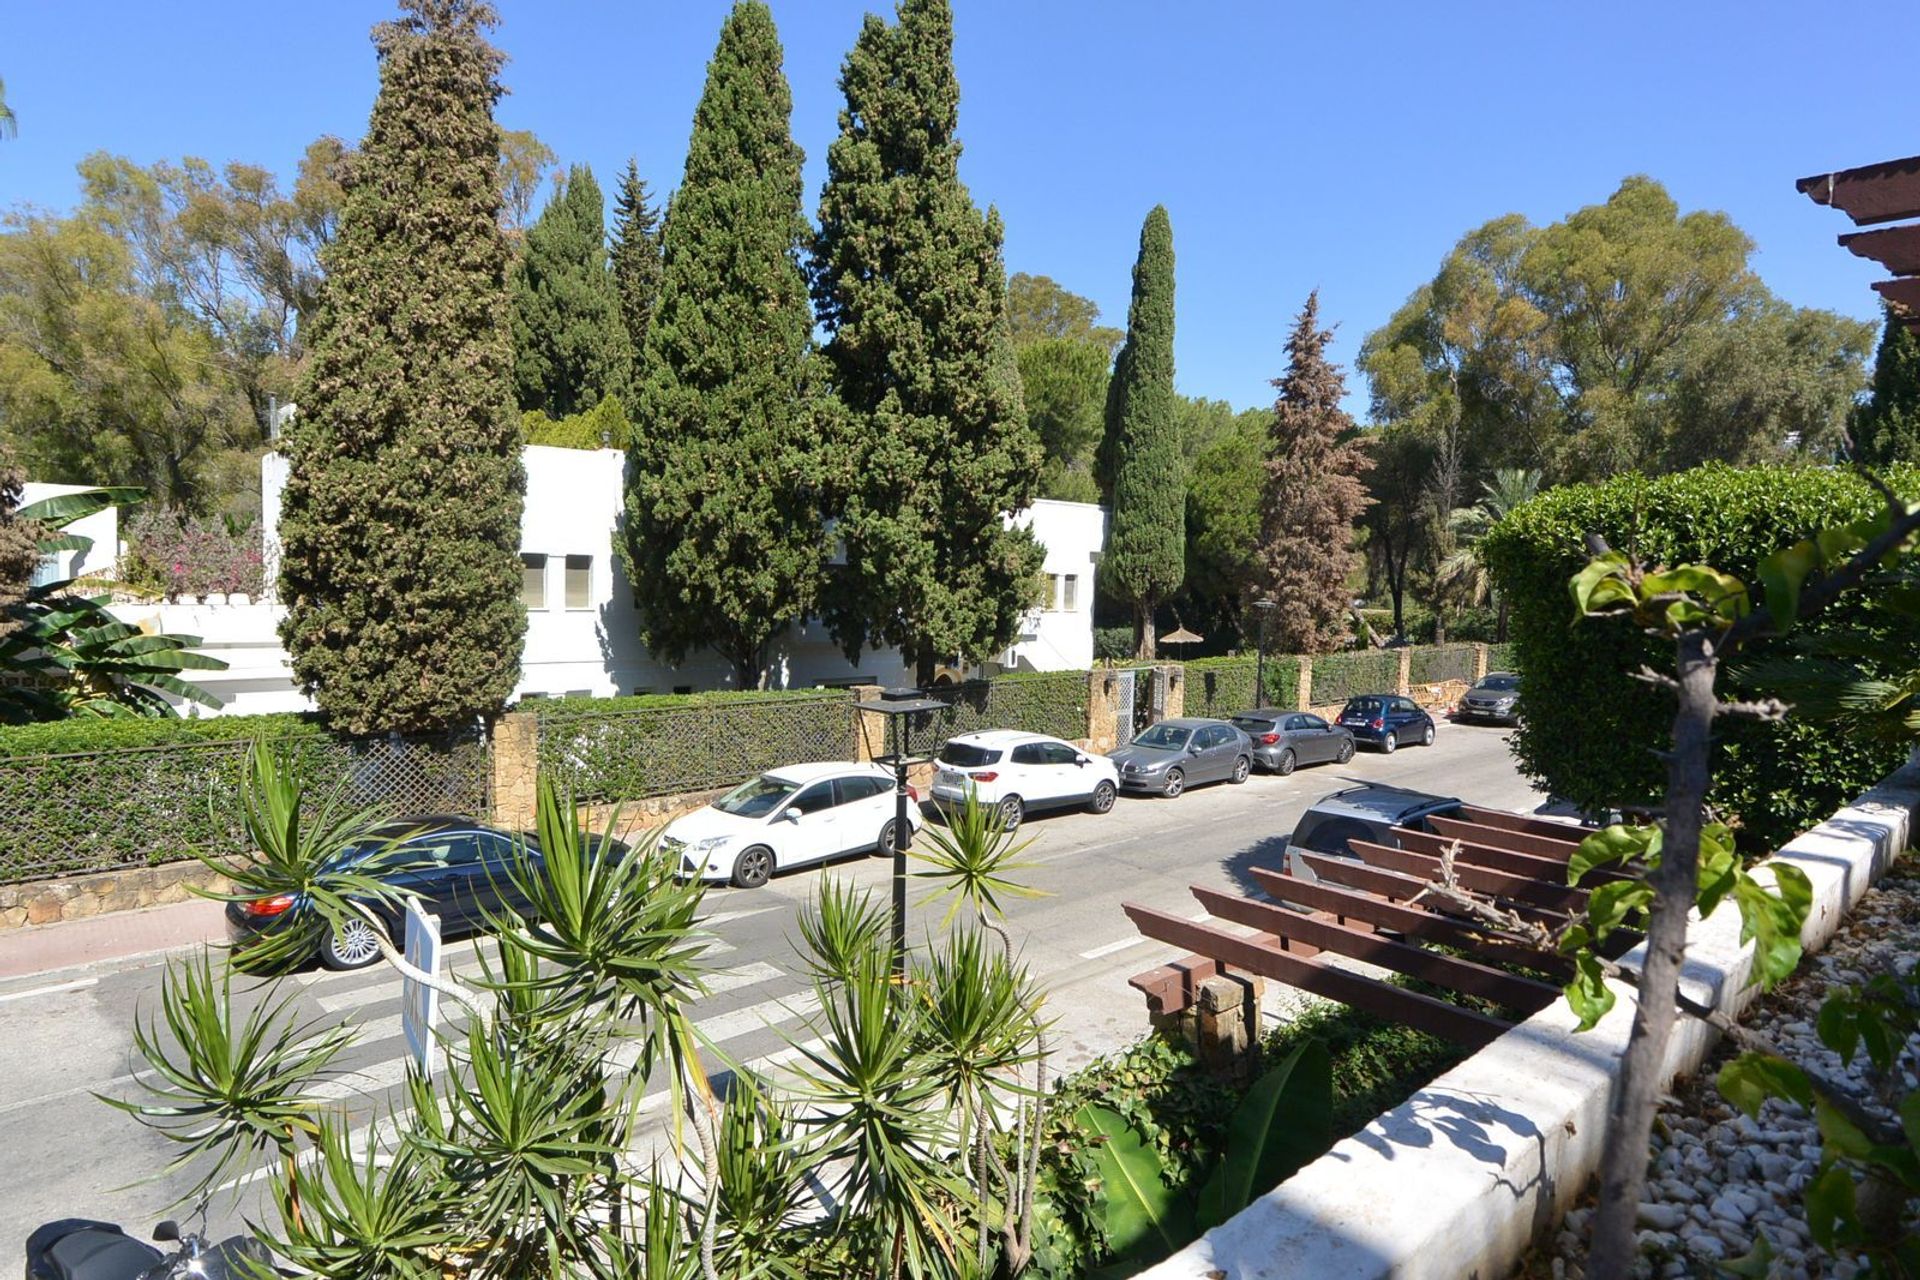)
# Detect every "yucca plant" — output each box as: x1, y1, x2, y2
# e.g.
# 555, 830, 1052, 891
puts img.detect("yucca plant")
913, 789, 1045, 956
713, 1073, 813, 1280
796, 877, 892, 985
260, 1114, 459, 1279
